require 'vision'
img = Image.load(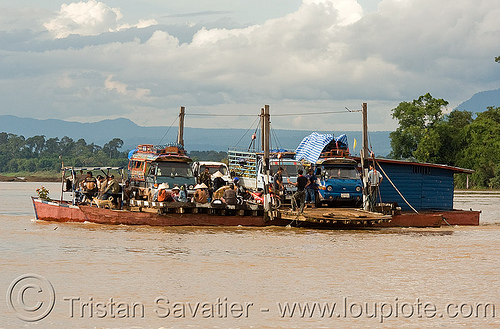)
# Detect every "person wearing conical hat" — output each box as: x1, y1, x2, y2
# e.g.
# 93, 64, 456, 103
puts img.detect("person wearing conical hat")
171, 185, 180, 201
212, 171, 226, 192
193, 183, 208, 203
157, 182, 173, 202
